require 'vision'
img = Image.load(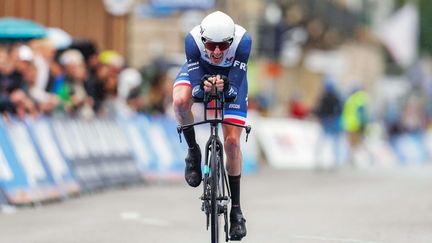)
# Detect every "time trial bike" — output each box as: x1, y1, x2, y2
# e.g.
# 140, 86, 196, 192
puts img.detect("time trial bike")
177, 87, 251, 243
